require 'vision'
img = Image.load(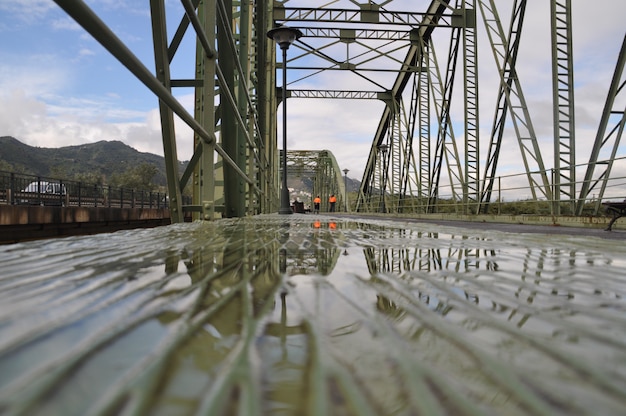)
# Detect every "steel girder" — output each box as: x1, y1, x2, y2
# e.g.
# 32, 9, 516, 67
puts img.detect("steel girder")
463, 1, 480, 214
151, 0, 185, 223
551, 0, 576, 215
416, 44, 432, 212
